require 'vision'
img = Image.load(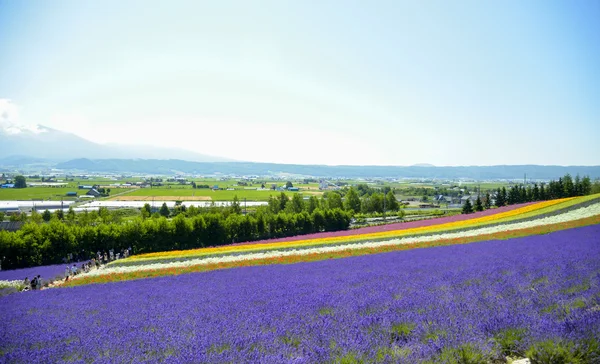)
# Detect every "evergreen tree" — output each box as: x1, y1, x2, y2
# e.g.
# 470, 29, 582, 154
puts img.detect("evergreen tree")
344, 187, 361, 213
539, 183, 546, 200
159, 203, 170, 217
532, 184, 540, 201
475, 196, 484, 212
484, 192, 491, 209
495, 188, 505, 207
573, 175, 583, 196
563, 174, 574, 197
462, 199, 474, 214
42, 209, 52, 222
581, 176, 592, 195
